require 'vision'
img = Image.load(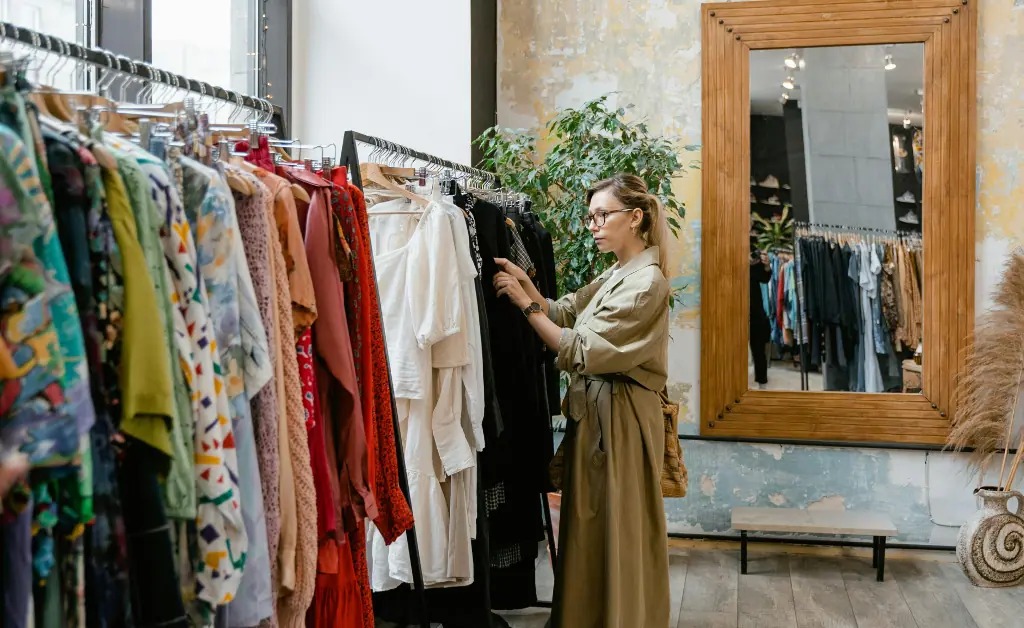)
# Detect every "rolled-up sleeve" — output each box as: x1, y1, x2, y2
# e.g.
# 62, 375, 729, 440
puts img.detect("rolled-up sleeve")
547, 292, 578, 328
